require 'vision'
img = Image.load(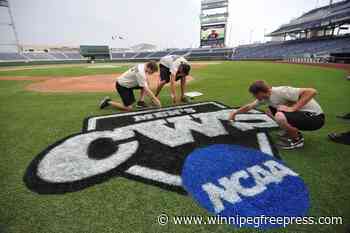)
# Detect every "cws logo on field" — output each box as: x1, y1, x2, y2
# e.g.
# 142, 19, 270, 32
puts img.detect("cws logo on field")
24, 102, 310, 229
